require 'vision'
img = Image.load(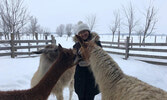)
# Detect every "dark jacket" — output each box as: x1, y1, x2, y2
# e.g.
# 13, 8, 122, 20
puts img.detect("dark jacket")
73, 32, 102, 98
